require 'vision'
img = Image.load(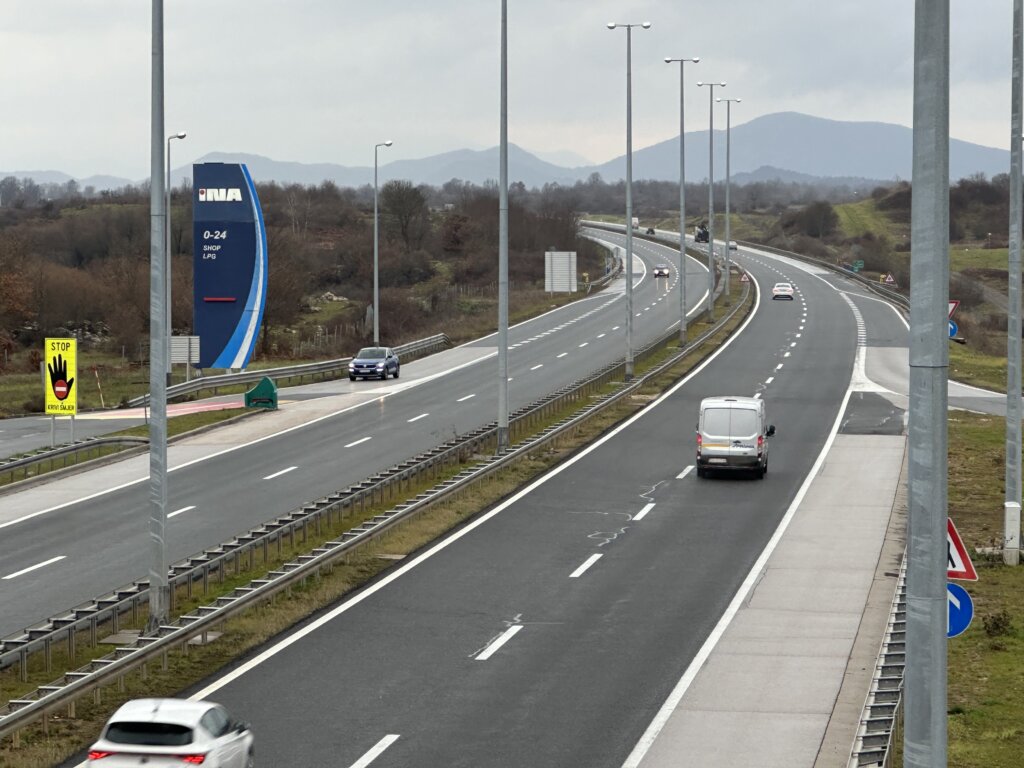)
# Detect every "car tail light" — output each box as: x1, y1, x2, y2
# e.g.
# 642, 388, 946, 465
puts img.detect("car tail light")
88, 752, 116, 760
180, 756, 207, 765
696, 432, 702, 456
757, 435, 764, 455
